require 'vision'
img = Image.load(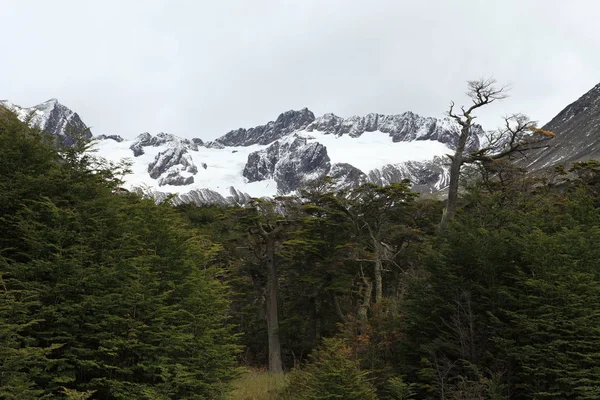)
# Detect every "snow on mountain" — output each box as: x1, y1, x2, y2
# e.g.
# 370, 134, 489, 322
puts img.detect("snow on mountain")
239, 130, 454, 195
297, 130, 453, 173
12, 82, 600, 205
93, 134, 280, 202
216, 108, 316, 146
2, 98, 482, 204
306, 111, 481, 151
0, 98, 91, 145
94, 125, 455, 202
